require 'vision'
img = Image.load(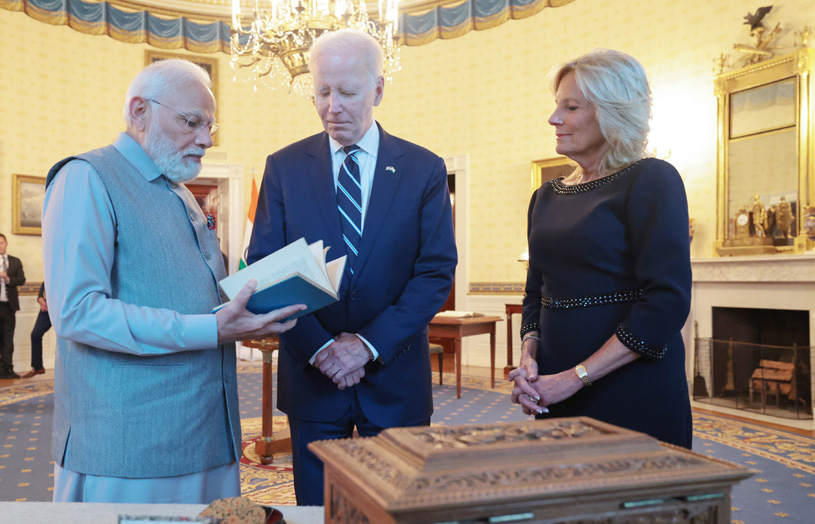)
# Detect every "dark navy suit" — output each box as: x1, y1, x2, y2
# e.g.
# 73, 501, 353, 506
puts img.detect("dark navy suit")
248, 123, 456, 504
